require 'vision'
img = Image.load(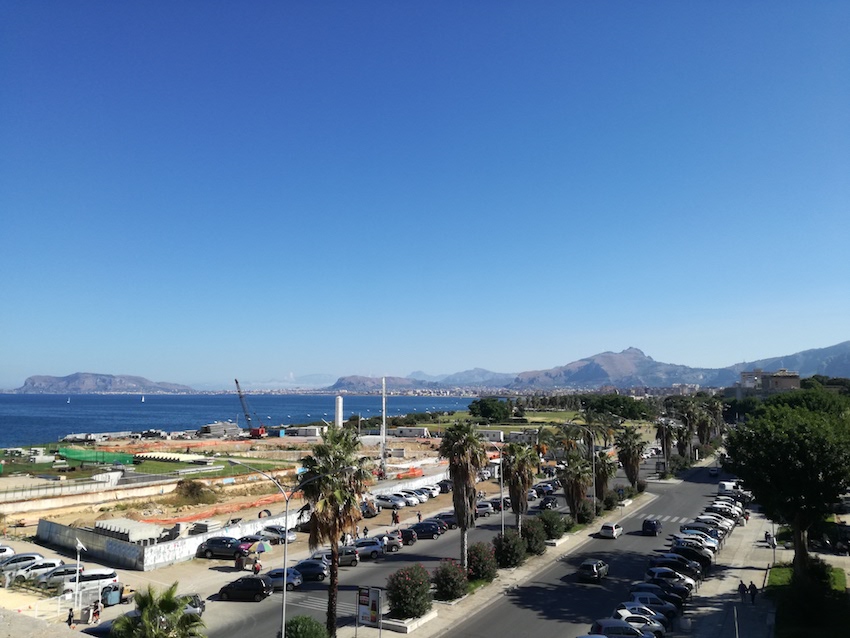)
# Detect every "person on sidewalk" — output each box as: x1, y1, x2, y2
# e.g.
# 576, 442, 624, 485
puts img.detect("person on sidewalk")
417, 510, 422, 523
253, 558, 262, 575
738, 580, 747, 603
748, 581, 758, 605
363, 526, 369, 538
67, 608, 74, 627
